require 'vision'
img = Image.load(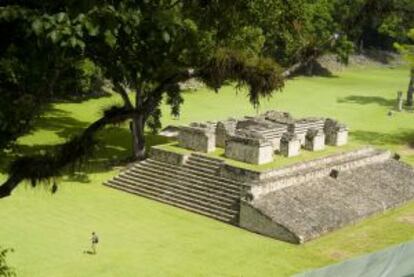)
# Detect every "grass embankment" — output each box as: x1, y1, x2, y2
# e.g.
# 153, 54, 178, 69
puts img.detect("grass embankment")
157, 142, 360, 171
1, 66, 414, 276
